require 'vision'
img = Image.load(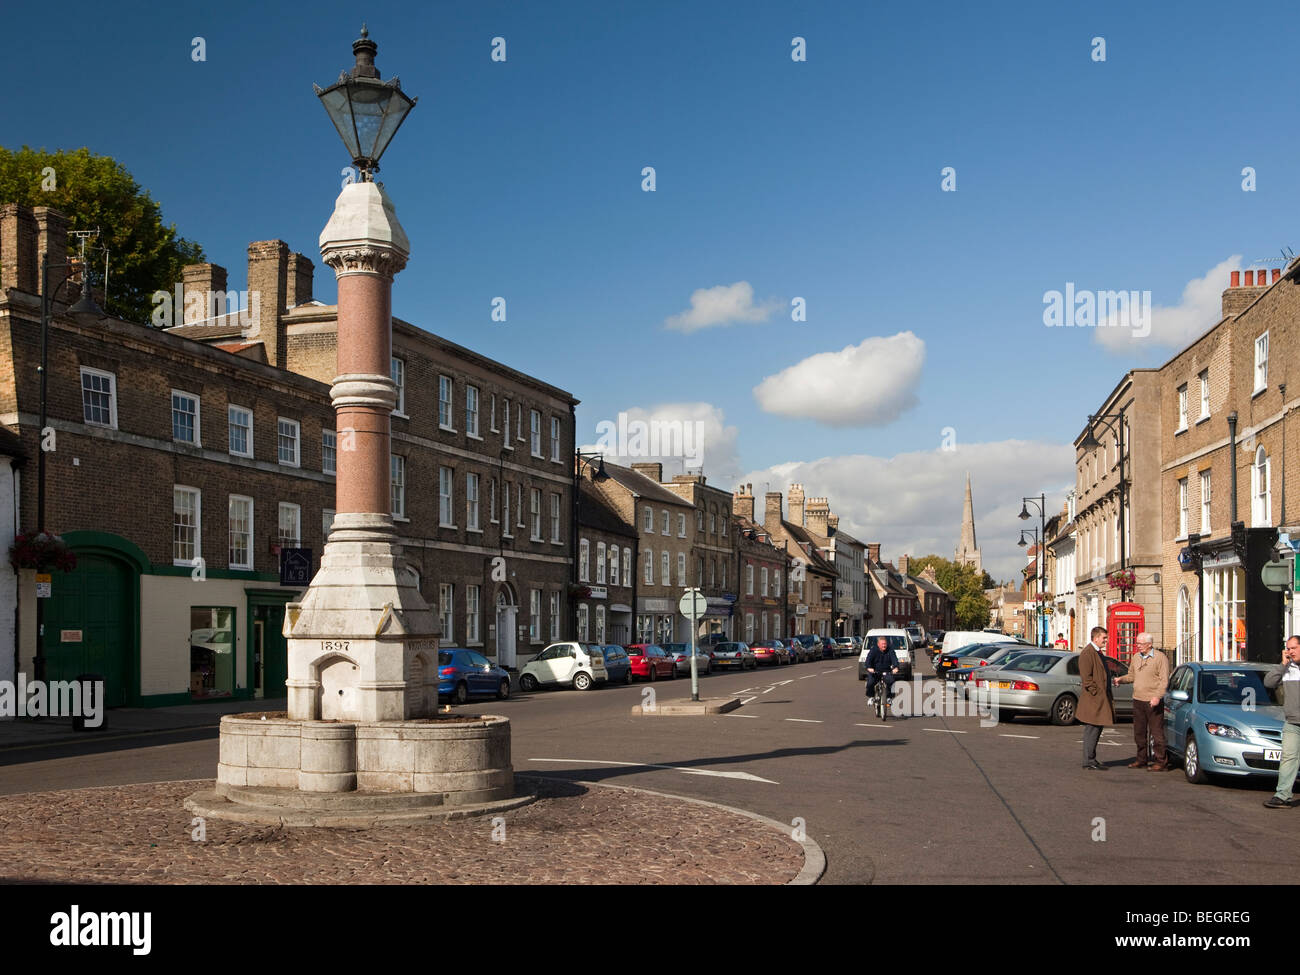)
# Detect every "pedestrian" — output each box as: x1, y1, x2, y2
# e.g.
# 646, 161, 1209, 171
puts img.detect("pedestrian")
1054, 632, 1069, 650
1262, 635, 1300, 809
1112, 631, 1170, 770
1078, 625, 1115, 771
